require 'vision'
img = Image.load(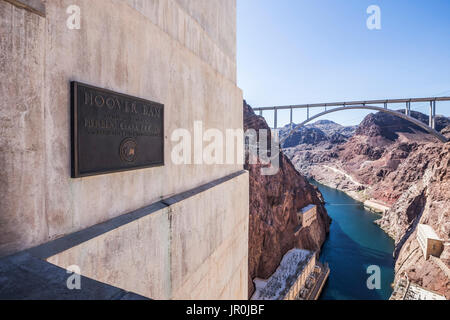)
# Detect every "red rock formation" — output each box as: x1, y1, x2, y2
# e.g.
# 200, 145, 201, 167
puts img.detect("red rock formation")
287, 111, 449, 205
244, 101, 330, 298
